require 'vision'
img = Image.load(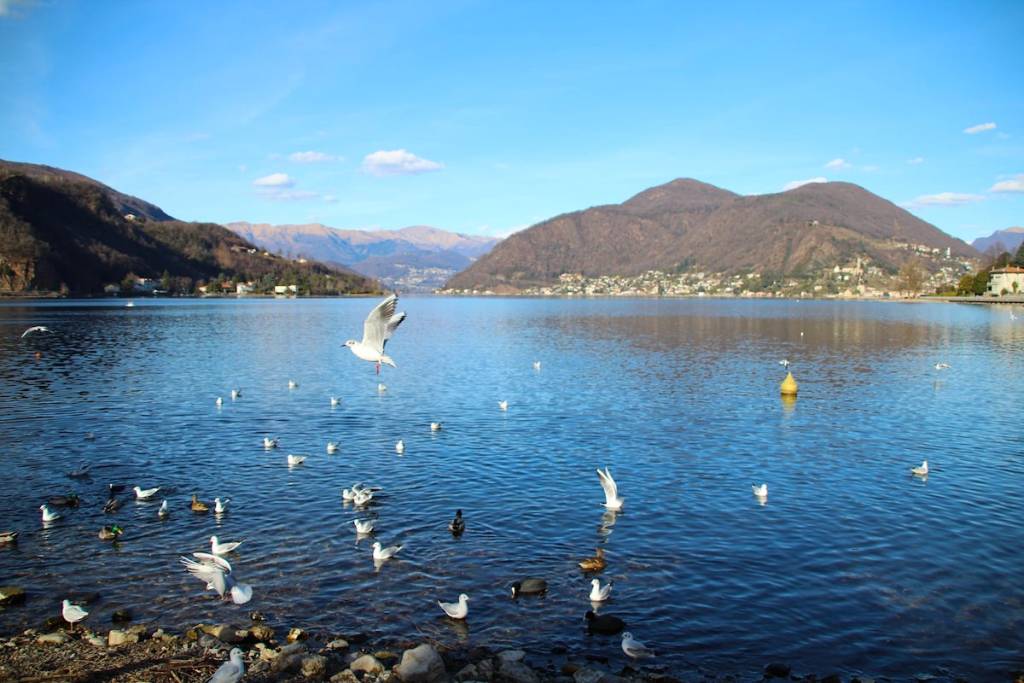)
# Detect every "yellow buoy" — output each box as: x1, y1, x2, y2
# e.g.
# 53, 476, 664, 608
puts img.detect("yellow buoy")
780, 371, 798, 396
